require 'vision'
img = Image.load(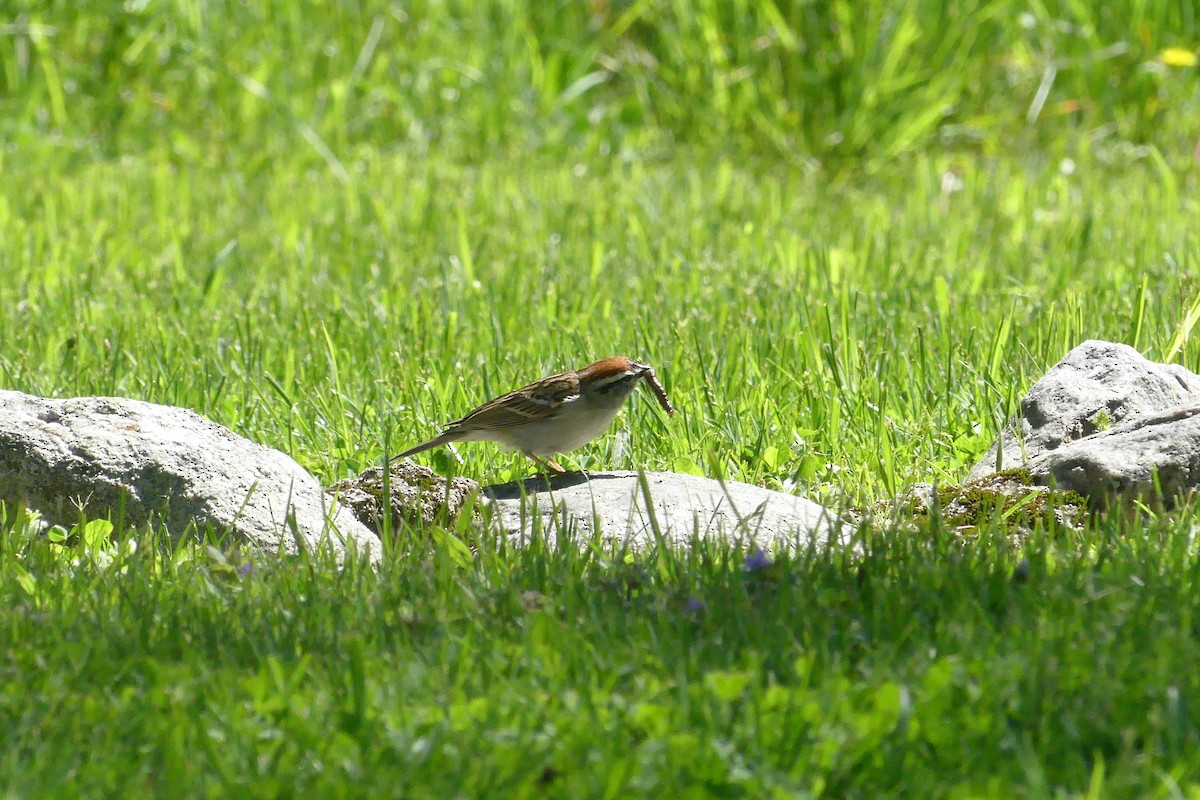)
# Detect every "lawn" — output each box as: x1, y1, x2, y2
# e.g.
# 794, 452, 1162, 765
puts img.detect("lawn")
2, 2, 1200, 797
